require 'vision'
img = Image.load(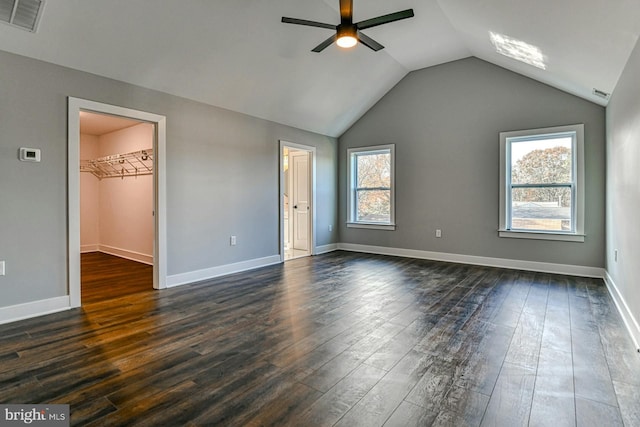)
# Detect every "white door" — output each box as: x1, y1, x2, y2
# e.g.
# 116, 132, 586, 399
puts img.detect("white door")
290, 150, 310, 252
